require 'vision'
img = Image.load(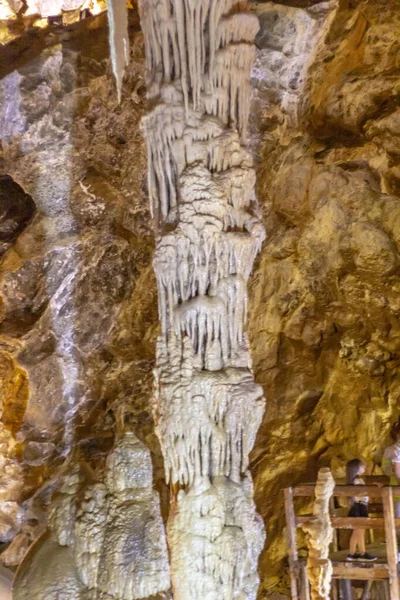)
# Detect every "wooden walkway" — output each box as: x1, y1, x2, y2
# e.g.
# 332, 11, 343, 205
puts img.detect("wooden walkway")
284, 483, 400, 600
